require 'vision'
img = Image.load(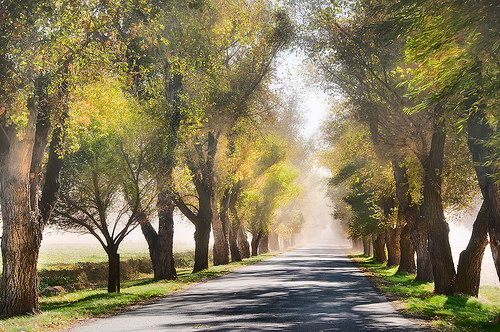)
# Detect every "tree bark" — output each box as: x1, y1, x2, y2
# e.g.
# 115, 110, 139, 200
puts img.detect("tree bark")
228, 220, 242, 262
397, 224, 416, 274
392, 155, 433, 282
193, 222, 211, 273
251, 231, 263, 256
227, 183, 243, 262
258, 233, 269, 254
382, 197, 401, 267
0, 153, 42, 316
237, 224, 251, 259
212, 213, 229, 265
421, 107, 457, 295
466, 89, 500, 283
214, 187, 230, 266
141, 179, 177, 280
385, 225, 402, 267
362, 235, 372, 256
456, 201, 489, 296
373, 230, 387, 263
107, 248, 120, 293
175, 192, 213, 273
0, 105, 41, 316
